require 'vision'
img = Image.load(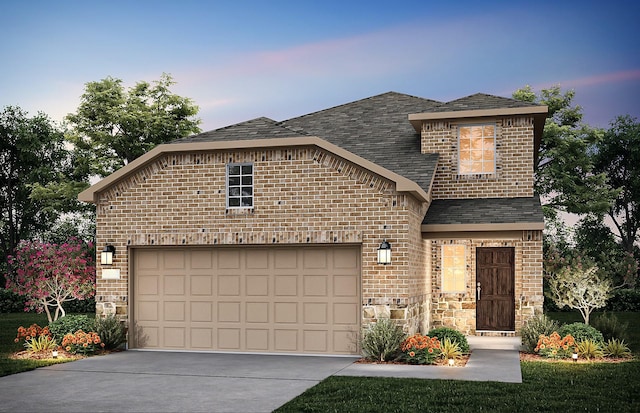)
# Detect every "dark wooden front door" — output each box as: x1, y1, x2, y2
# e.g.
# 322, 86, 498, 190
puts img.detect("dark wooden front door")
476, 247, 515, 331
